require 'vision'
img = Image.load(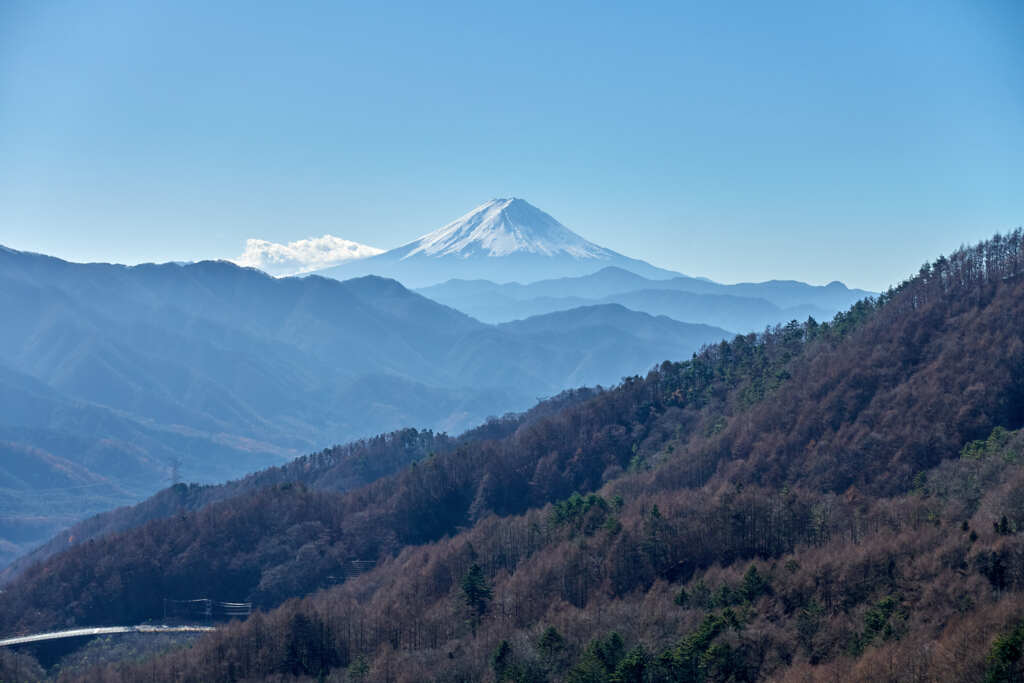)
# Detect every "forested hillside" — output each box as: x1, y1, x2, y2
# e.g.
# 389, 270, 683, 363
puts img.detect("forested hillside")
1, 389, 597, 585
4, 231, 1024, 682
